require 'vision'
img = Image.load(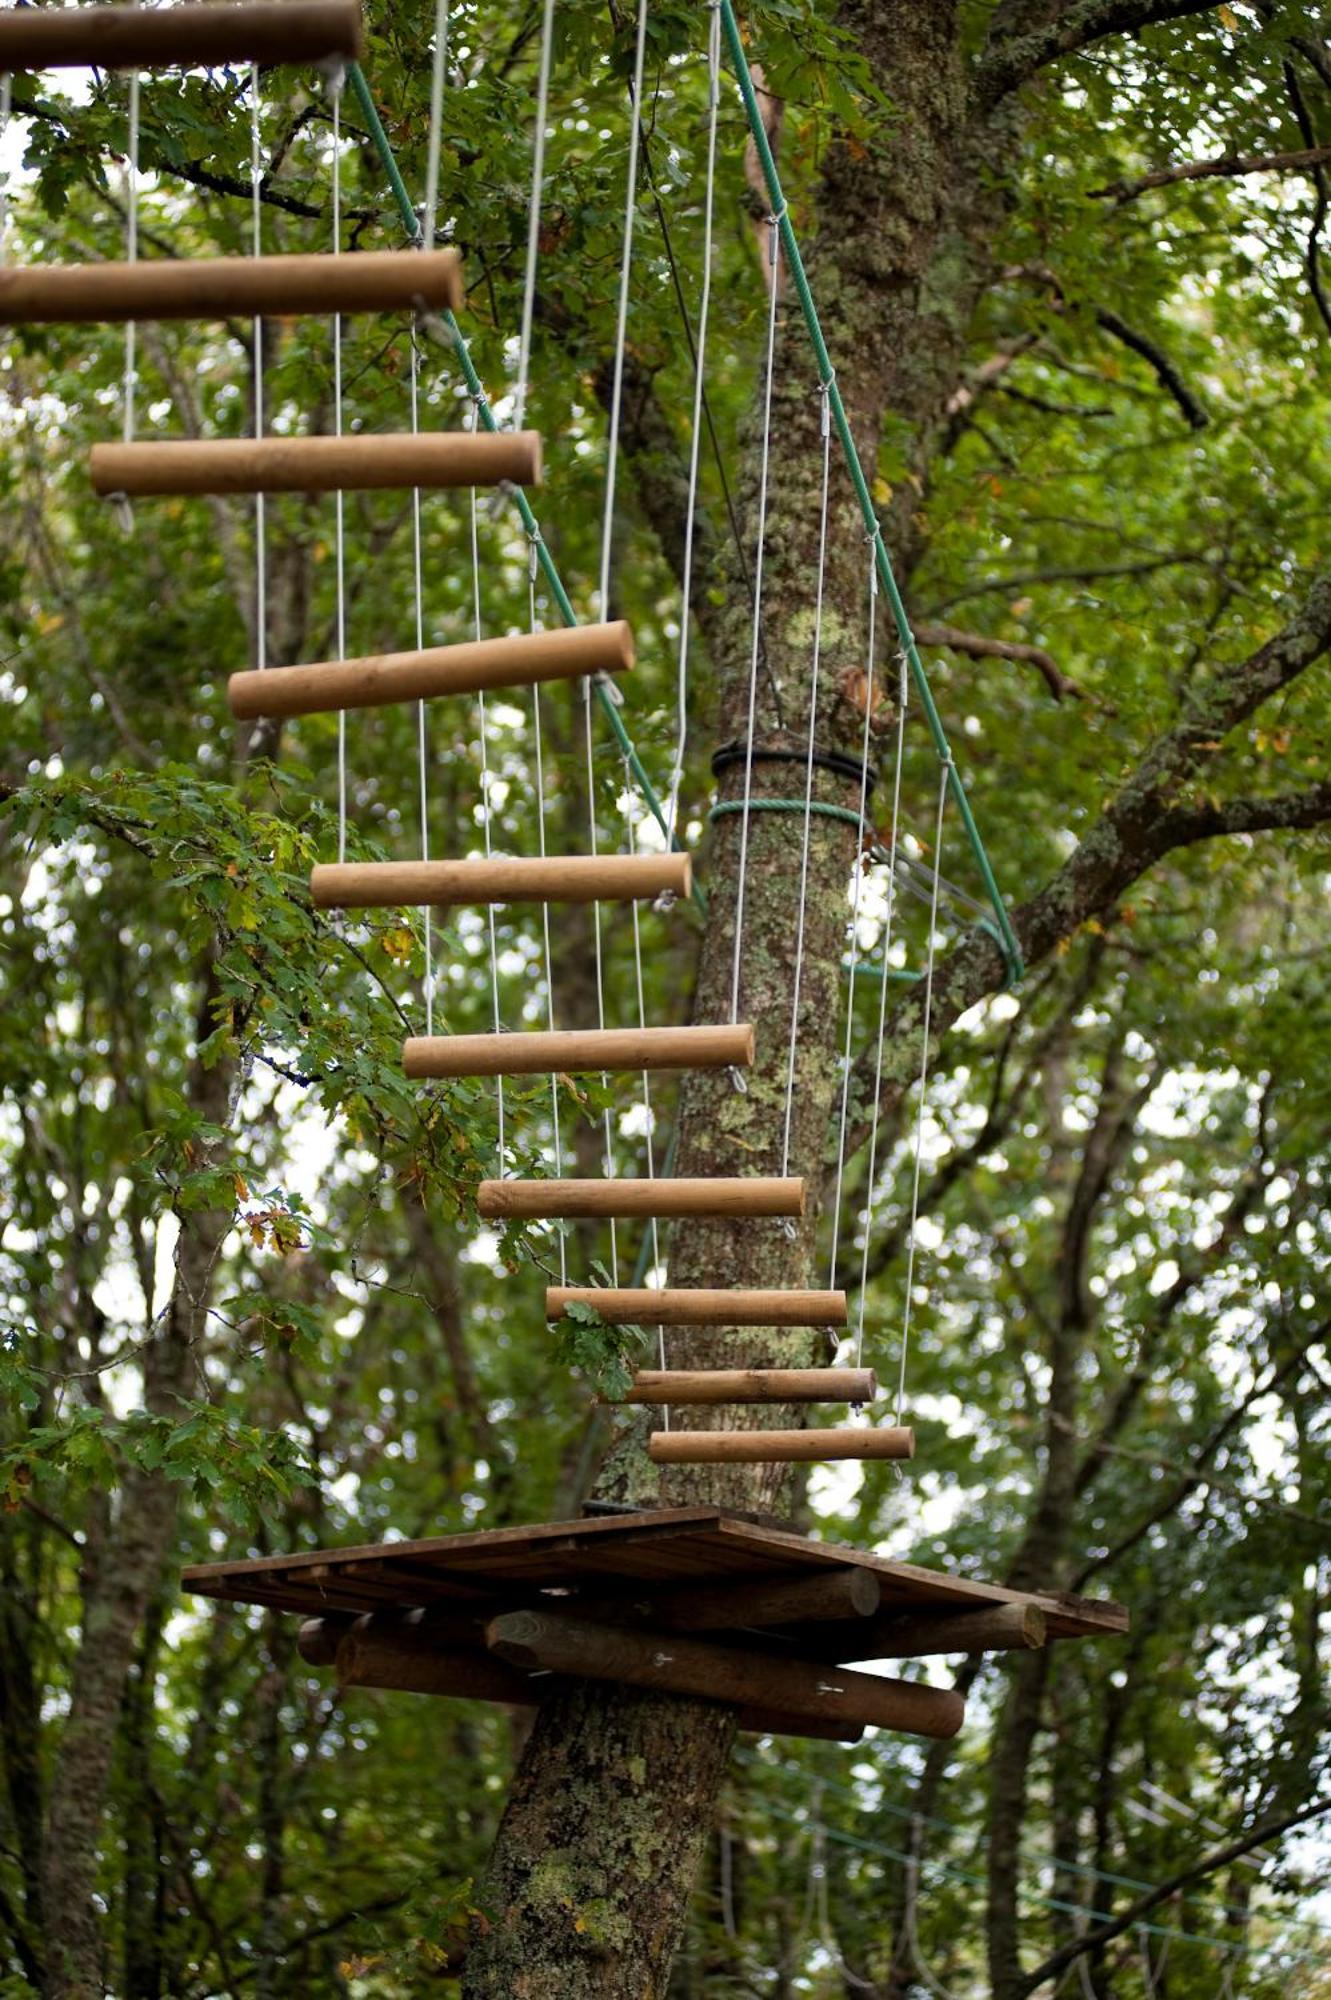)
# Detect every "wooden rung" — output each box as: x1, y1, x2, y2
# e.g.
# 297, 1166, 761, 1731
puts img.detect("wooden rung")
618, 1370, 877, 1406
487, 1610, 965, 1740
403, 1024, 753, 1080
0, 250, 460, 326
89, 431, 541, 498
301, 1614, 862, 1740
648, 1427, 914, 1464
547, 1286, 848, 1327
477, 1177, 805, 1221
310, 852, 690, 910
228, 620, 634, 720
0, 1, 363, 72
